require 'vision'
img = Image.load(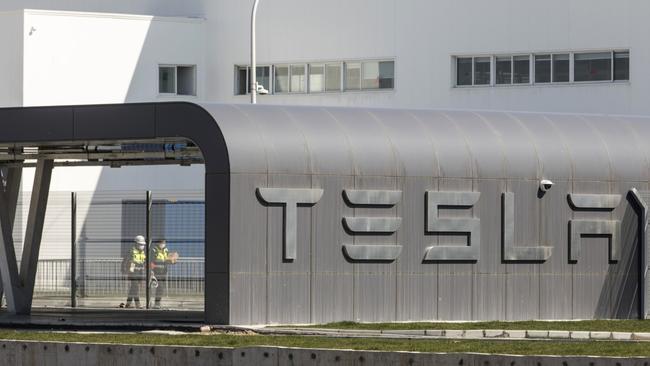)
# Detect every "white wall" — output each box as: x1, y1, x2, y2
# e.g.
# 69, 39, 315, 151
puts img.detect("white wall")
0, 11, 23, 107
206, 0, 650, 115
22, 10, 205, 106
0, 1, 204, 17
